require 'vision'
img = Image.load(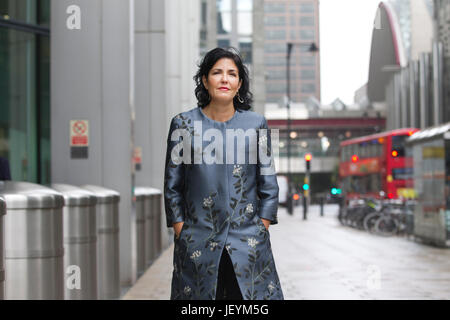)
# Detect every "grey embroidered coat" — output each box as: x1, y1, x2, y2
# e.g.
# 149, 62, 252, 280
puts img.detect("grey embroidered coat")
164, 106, 284, 300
